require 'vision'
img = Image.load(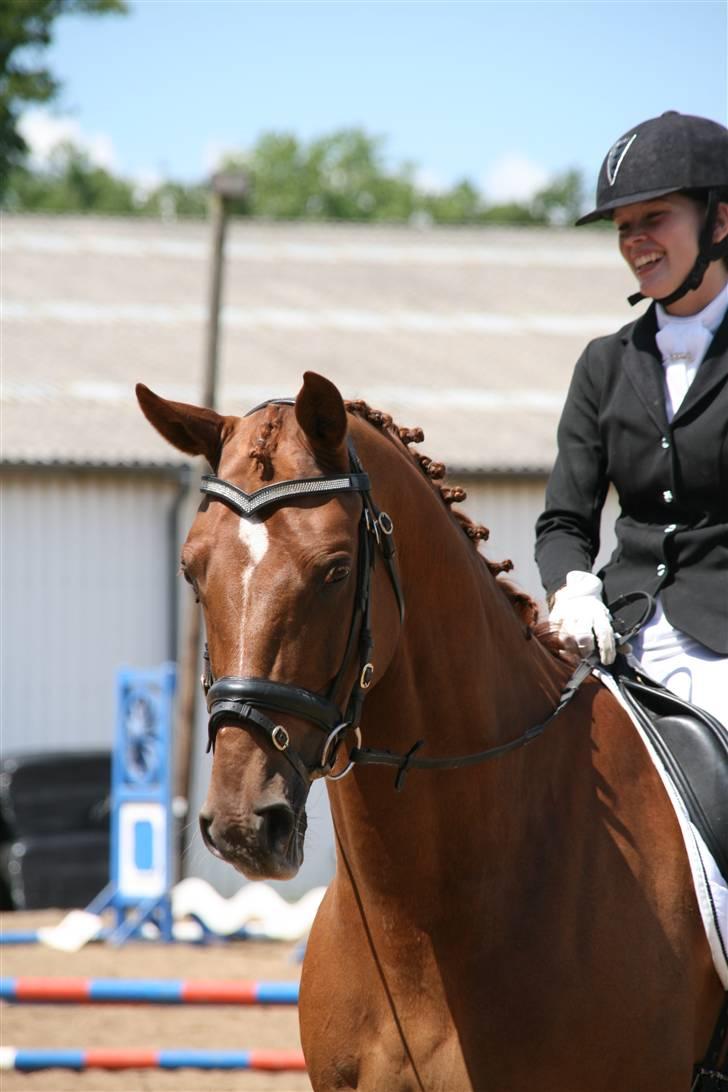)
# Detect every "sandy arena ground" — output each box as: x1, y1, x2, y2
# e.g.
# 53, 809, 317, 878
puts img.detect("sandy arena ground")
0, 910, 312, 1092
